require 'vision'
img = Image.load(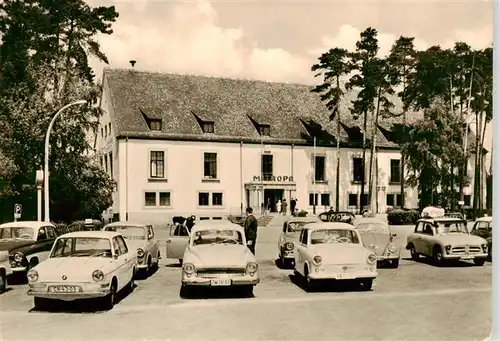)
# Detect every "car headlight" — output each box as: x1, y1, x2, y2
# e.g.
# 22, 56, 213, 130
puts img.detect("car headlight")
246, 262, 258, 274
14, 252, 24, 263
92, 270, 104, 282
482, 244, 488, 252
137, 248, 145, 258
183, 263, 195, 274
388, 243, 398, 253
367, 254, 377, 264
27, 269, 38, 282
312, 255, 322, 265
445, 245, 451, 254
285, 242, 294, 251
